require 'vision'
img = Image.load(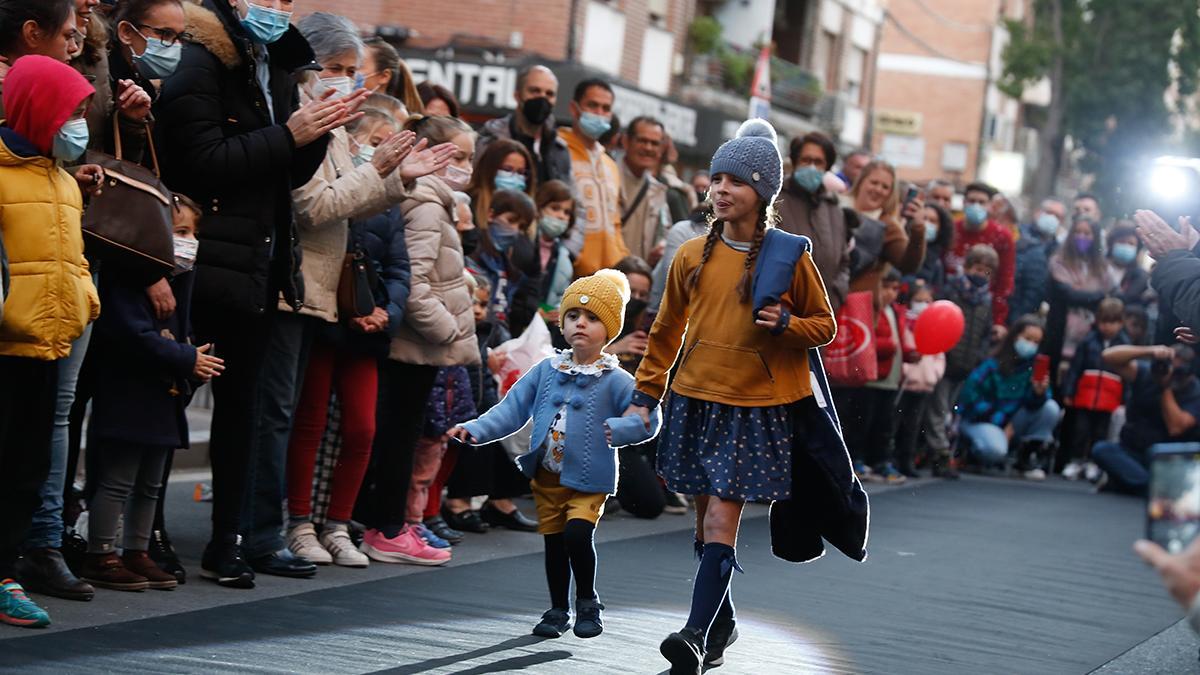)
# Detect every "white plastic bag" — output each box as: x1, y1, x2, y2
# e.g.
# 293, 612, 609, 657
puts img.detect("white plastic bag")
492, 318, 554, 459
